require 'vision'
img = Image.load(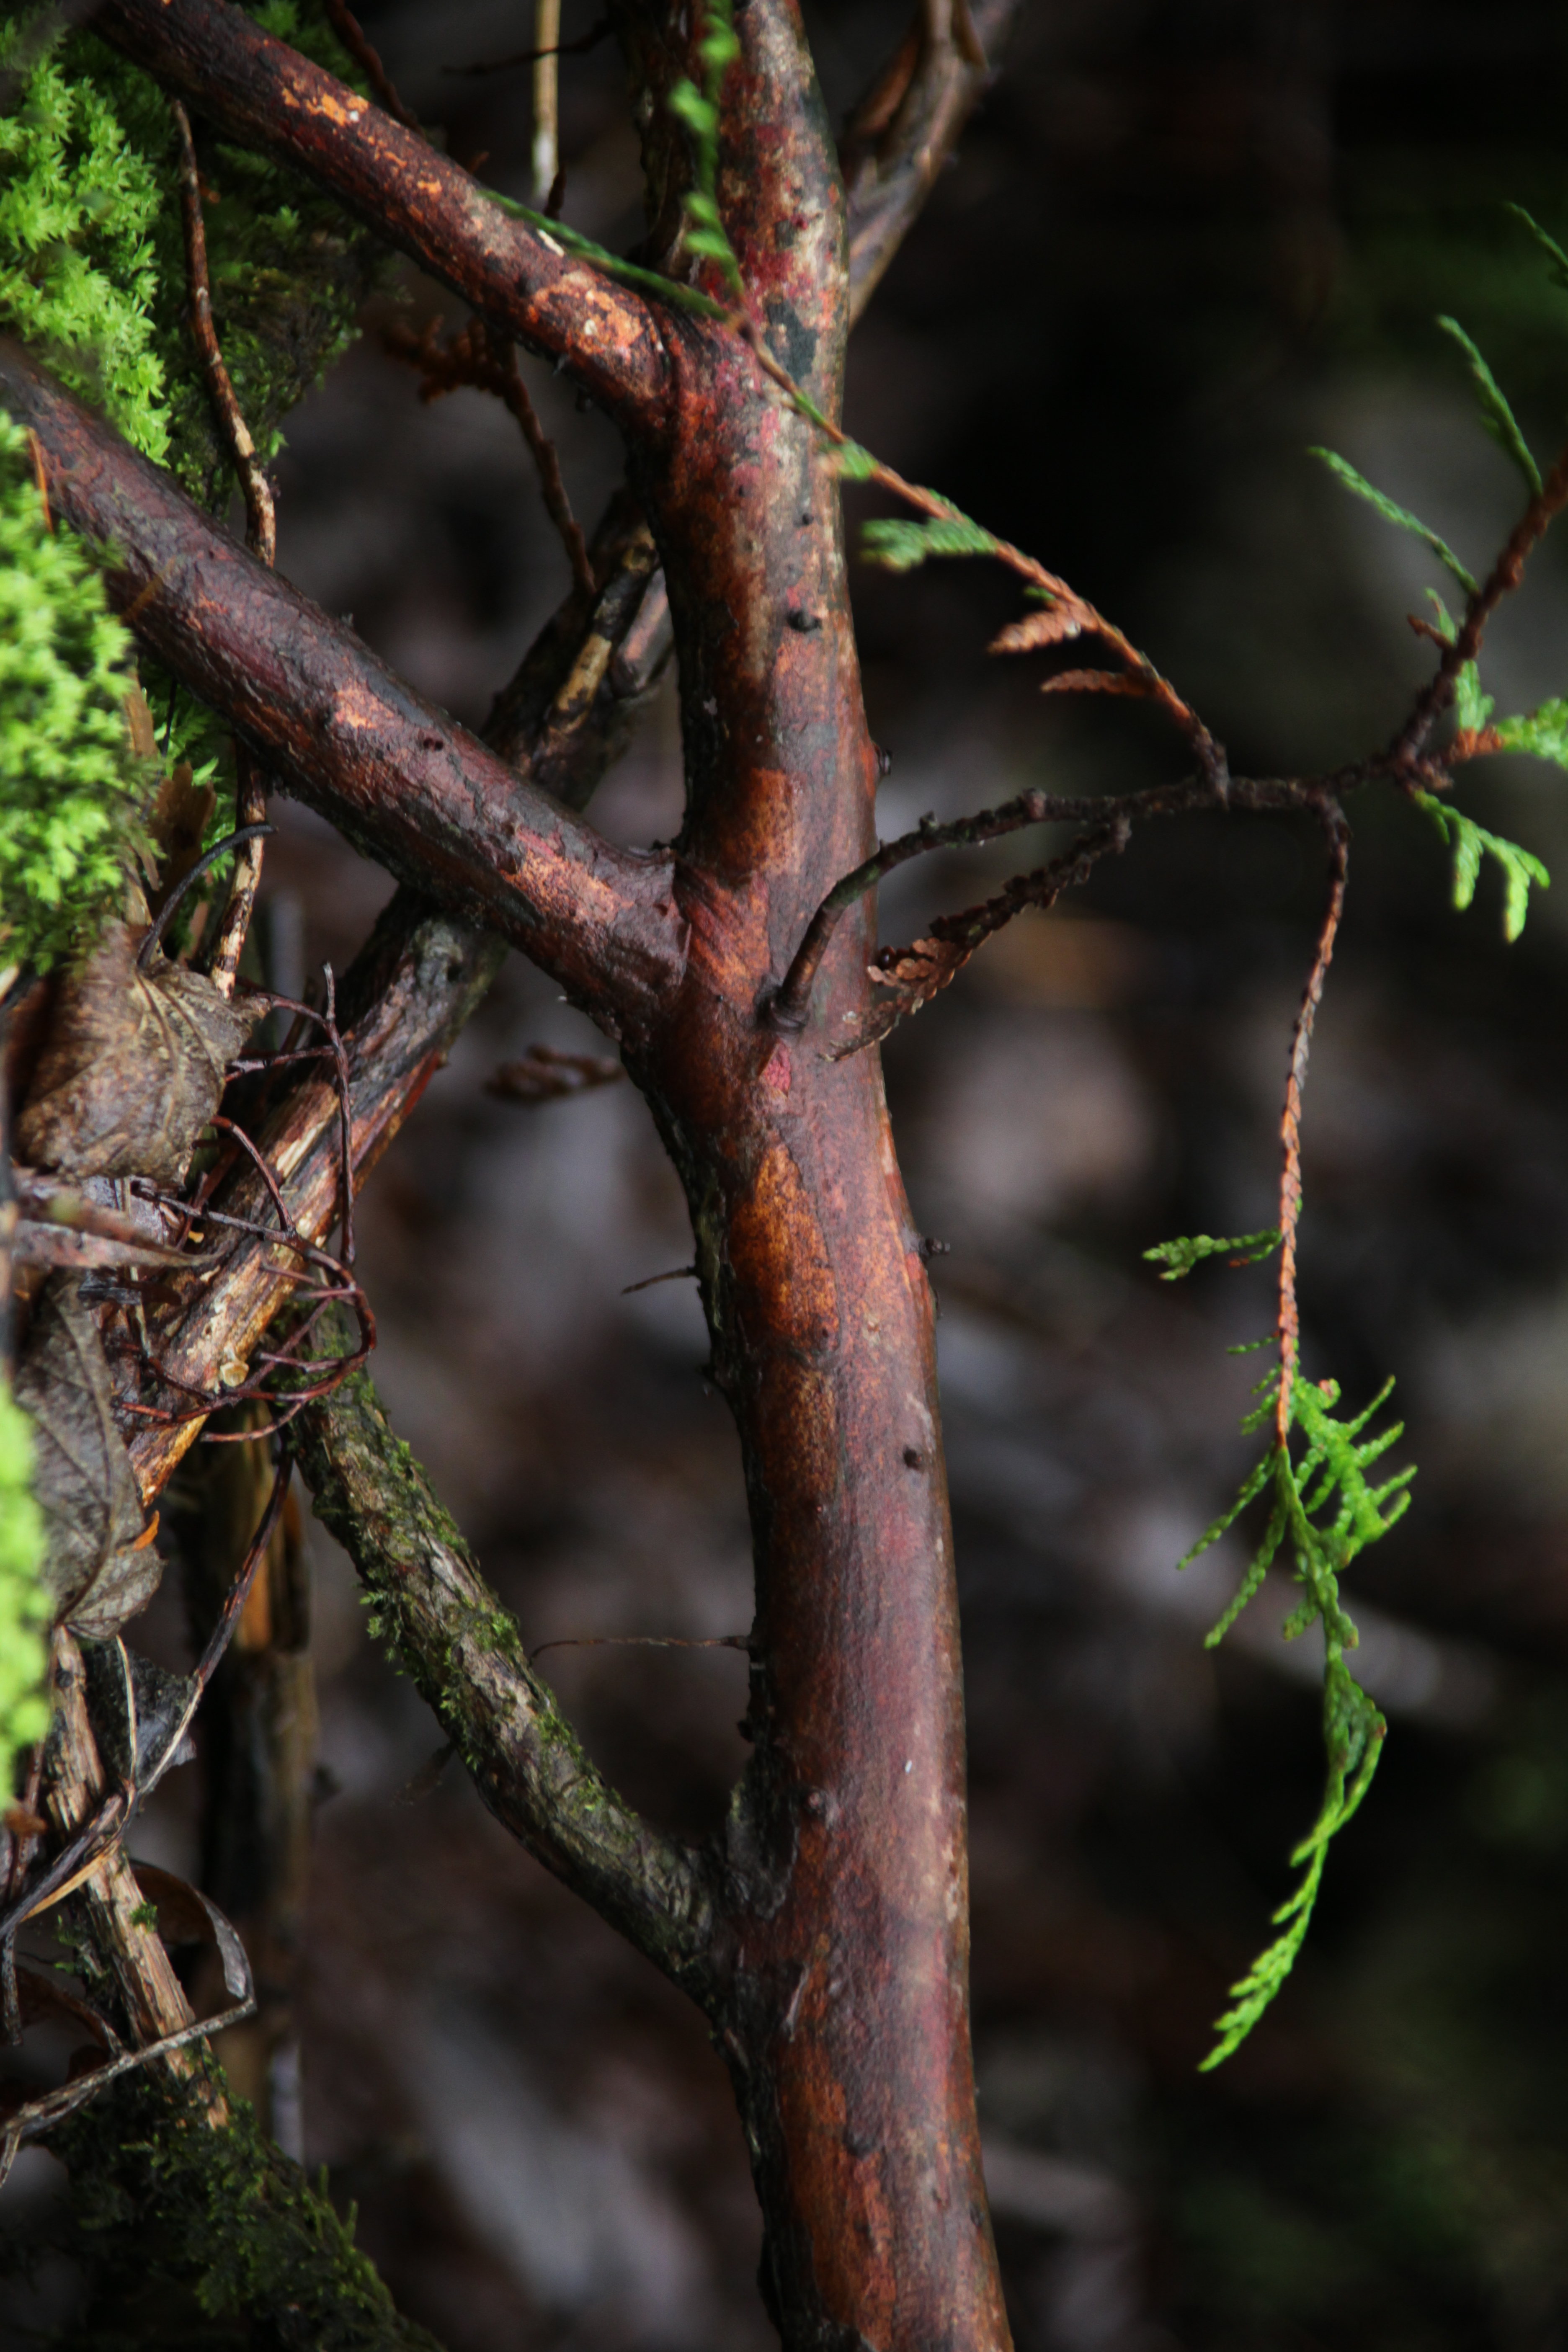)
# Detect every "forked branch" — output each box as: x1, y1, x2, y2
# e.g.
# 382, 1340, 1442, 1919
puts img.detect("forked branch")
94, 0, 668, 427
0, 340, 683, 1025
385, 314, 594, 597
841, 0, 1020, 312
1390, 433, 1568, 770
